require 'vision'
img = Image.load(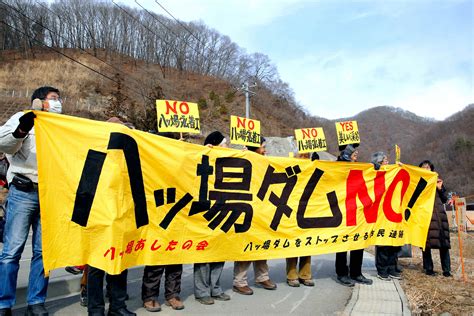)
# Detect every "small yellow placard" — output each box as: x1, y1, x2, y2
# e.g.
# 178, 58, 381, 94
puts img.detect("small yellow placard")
294, 127, 327, 153
335, 121, 360, 146
395, 144, 401, 164
229, 115, 261, 146
156, 100, 200, 133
